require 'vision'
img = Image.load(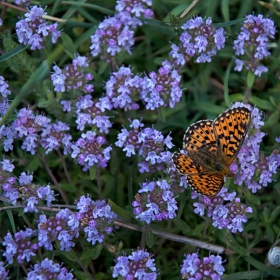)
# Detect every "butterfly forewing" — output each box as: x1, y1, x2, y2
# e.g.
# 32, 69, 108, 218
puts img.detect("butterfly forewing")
183, 120, 218, 153
213, 107, 251, 165
187, 173, 224, 196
